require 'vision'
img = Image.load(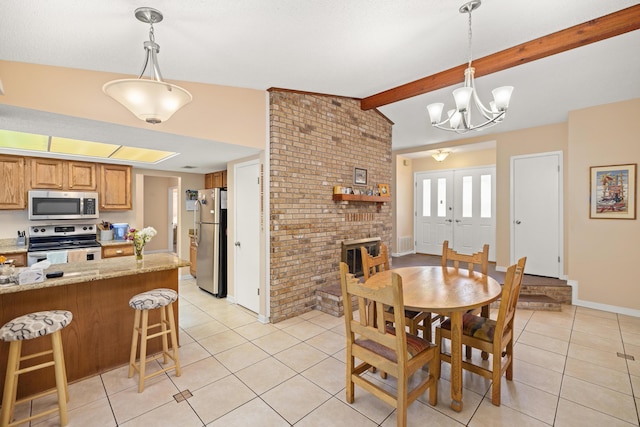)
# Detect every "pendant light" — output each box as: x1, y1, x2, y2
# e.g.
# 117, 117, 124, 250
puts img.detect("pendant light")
103, 7, 192, 124
427, 1, 513, 133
